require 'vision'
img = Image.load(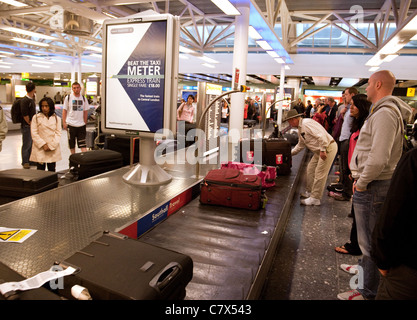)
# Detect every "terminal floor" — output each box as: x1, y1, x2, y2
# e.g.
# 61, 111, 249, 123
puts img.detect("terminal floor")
1, 128, 358, 300
260, 162, 359, 300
